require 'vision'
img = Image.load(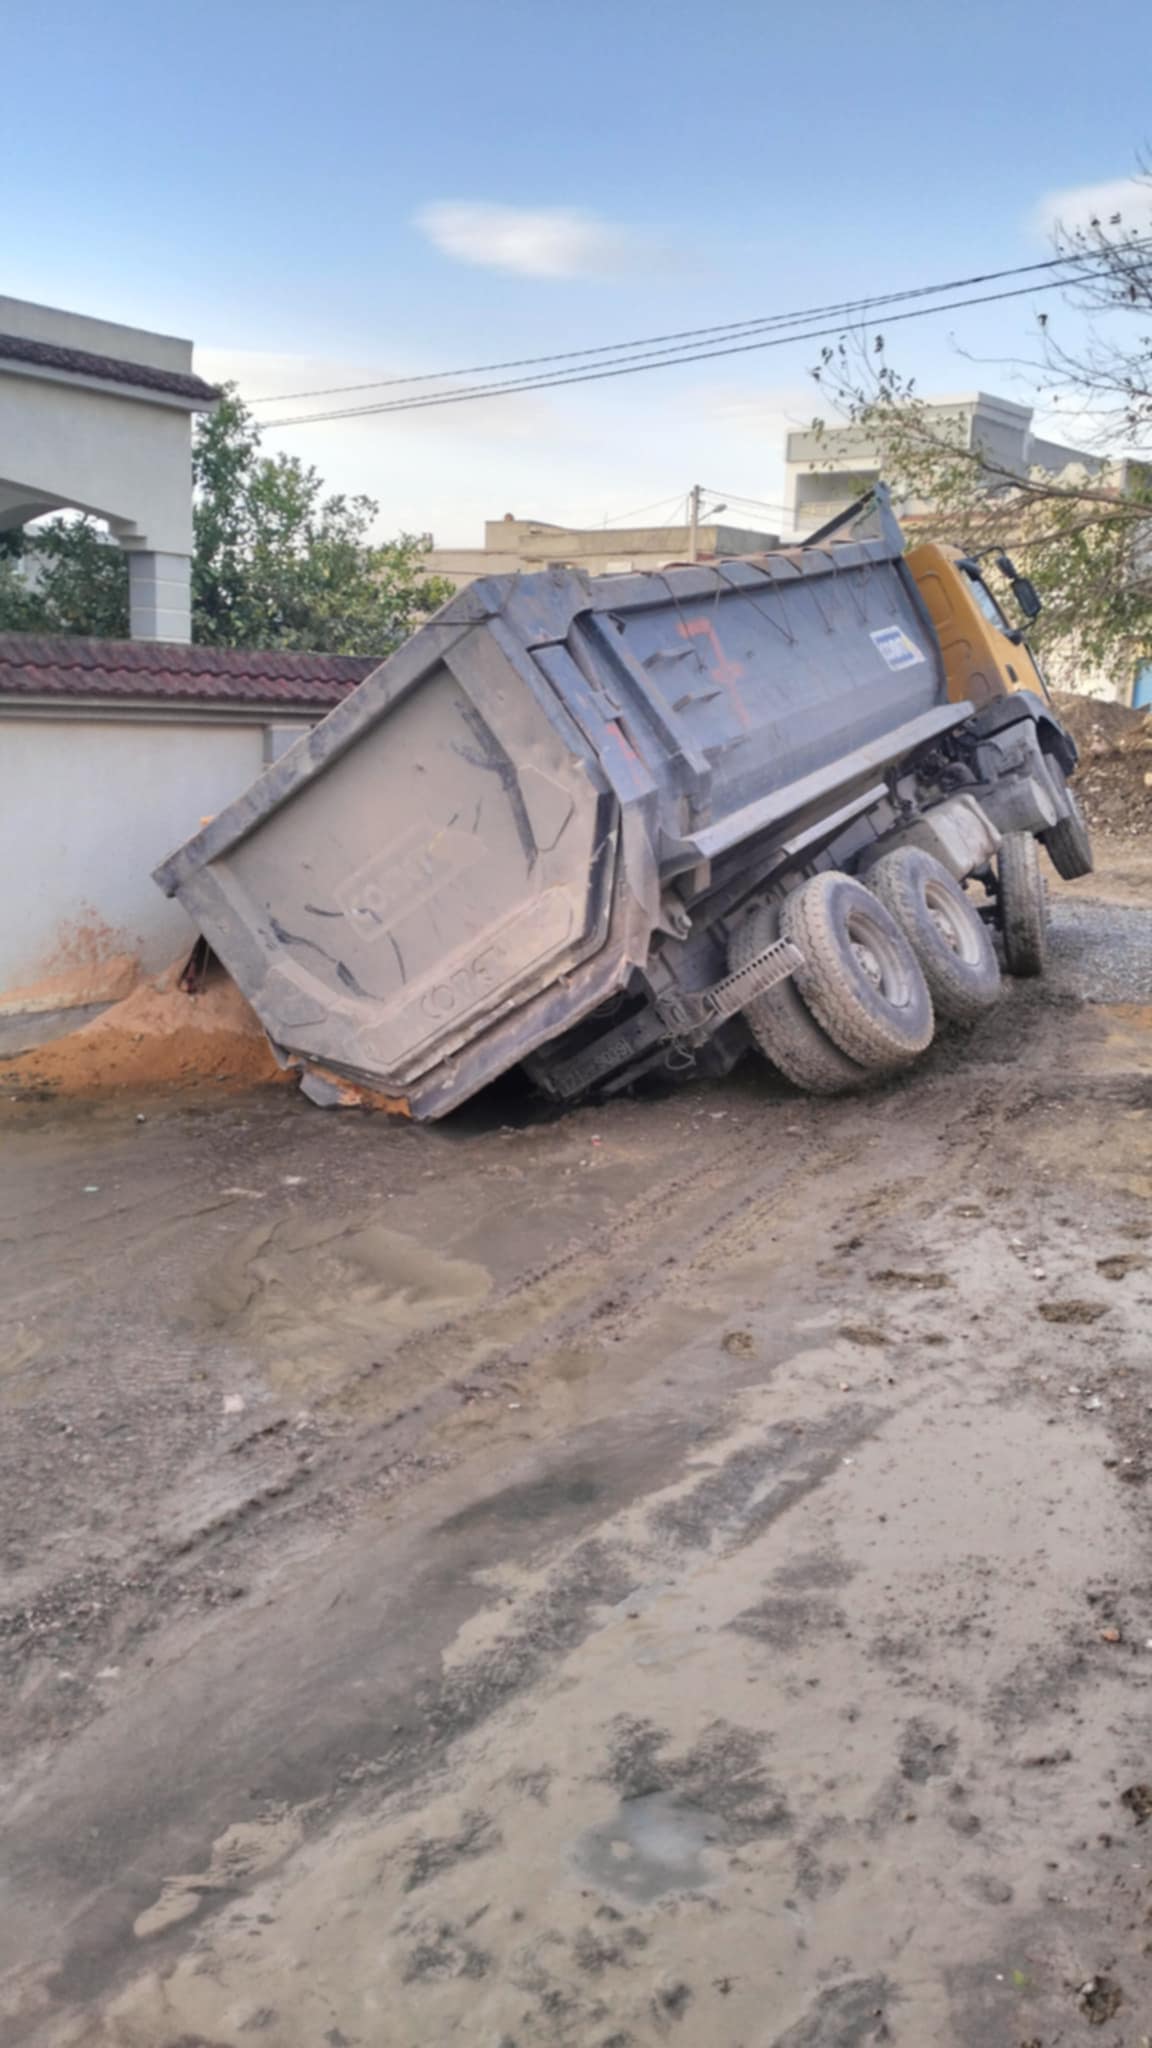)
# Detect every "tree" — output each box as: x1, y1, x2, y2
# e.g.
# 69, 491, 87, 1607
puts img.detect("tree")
0, 519, 129, 637
190, 388, 452, 652
808, 185, 1152, 680
0, 386, 452, 653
